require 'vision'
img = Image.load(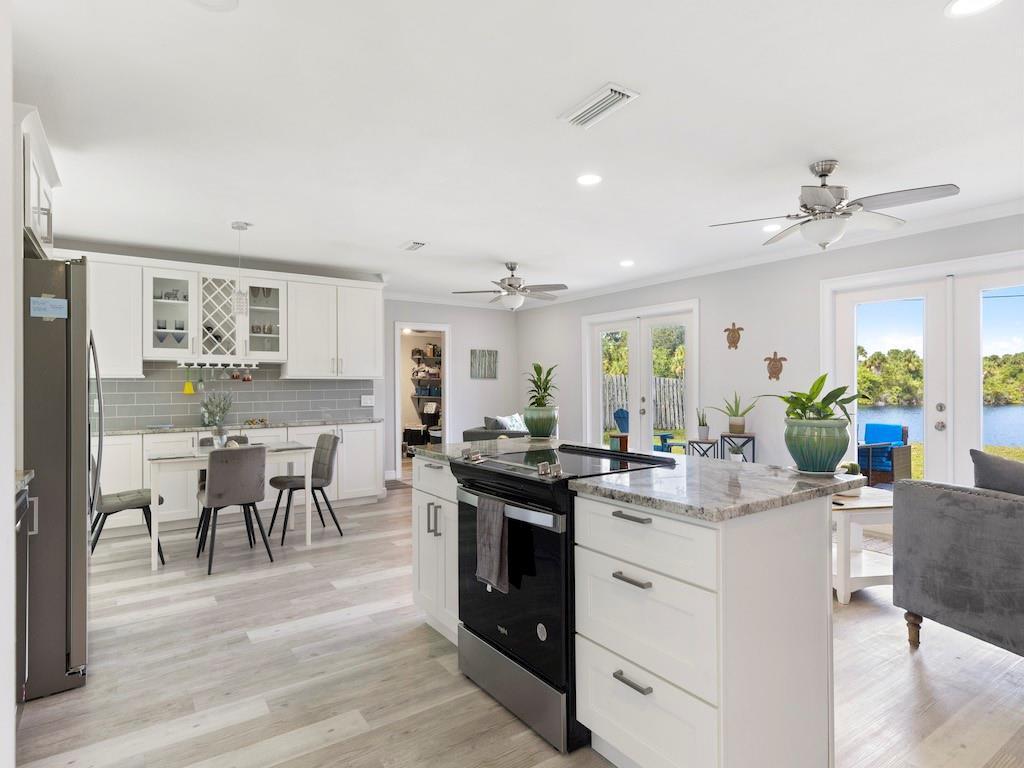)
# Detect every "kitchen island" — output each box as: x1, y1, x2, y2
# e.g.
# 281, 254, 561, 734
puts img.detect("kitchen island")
411, 438, 864, 768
